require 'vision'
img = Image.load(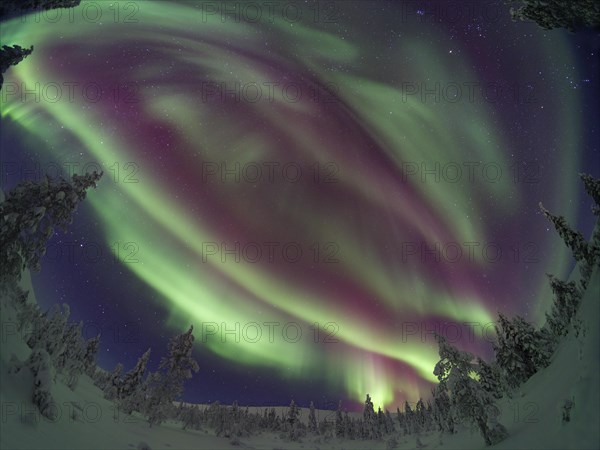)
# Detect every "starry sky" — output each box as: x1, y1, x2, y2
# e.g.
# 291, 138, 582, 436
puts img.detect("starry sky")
0, 1, 599, 411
